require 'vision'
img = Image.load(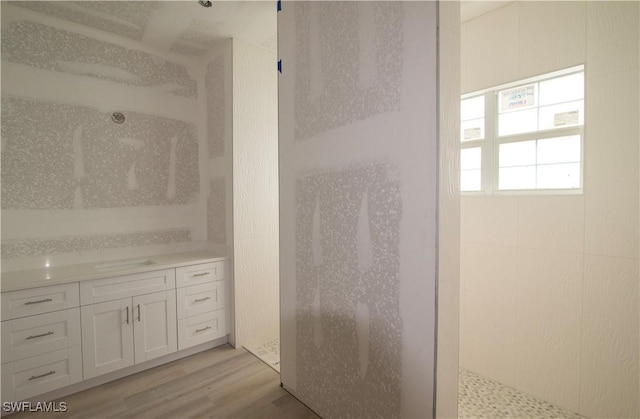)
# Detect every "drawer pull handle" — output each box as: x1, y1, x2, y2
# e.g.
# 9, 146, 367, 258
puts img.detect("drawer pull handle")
192, 272, 210, 277
193, 297, 211, 303
137, 304, 141, 322
26, 331, 54, 340
24, 298, 53, 305
29, 370, 55, 381
126, 306, 129, 325
195, 326, 211, 333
